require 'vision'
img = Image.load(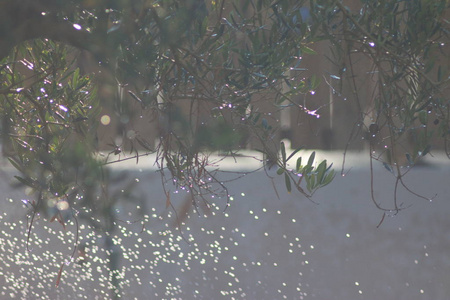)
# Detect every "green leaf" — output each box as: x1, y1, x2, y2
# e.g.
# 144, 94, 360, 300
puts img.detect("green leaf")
257, 0, 263, 11
418, 110, 428, 125
405, 153, 414, 165
136, 137, 153, 151
325, 163, 334, 173
280, 141, 286, 164
284, 173, 291, 193
296, 157, 302, 172
7, 157, 23, 172
307, 151, 315, 168
305, 175, 311, 192
301, 46, 317, 55
316, 160, 327, 184
252, 72, 267, 78
287, 146, 303, 162
386, 149, 392, 165
437, 65, 443, 82
421, 145, 431, 156
60, 69, 75, 83
72, 68, 80, 89
261, 118, 269, 130
303, 165, 313, 176
306, 173, 315, 193
199, 16, 208, 37
424, 57, 435, 73
322, 170, 335, 187
14, 175, 35, 188
252, 112, 261, 124
277, 167, 285, 175
383, 162, 393, 173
